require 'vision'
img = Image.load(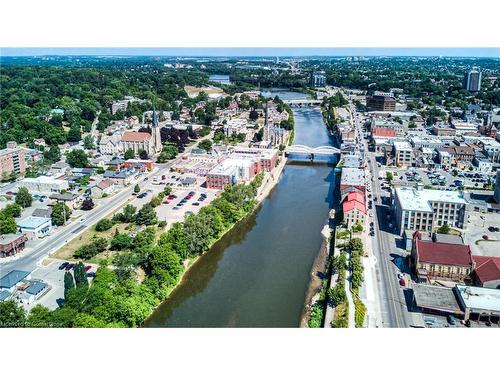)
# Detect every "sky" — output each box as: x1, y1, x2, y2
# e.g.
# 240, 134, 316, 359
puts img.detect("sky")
1, 48, 499, 58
